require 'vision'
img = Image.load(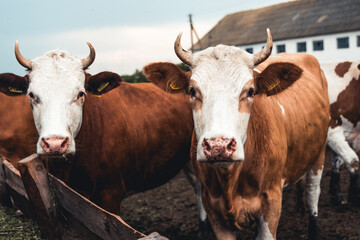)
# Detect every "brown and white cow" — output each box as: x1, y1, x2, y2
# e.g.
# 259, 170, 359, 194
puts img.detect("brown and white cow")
144, 29, 330, 239
0, 95, 37, 163
322, 61, 360, 205
0, 43, 194, 213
